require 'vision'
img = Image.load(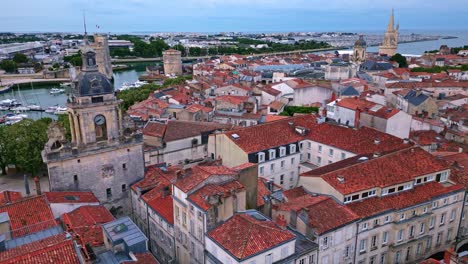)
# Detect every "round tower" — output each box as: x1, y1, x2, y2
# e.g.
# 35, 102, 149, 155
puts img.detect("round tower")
163, 49, 183, 76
